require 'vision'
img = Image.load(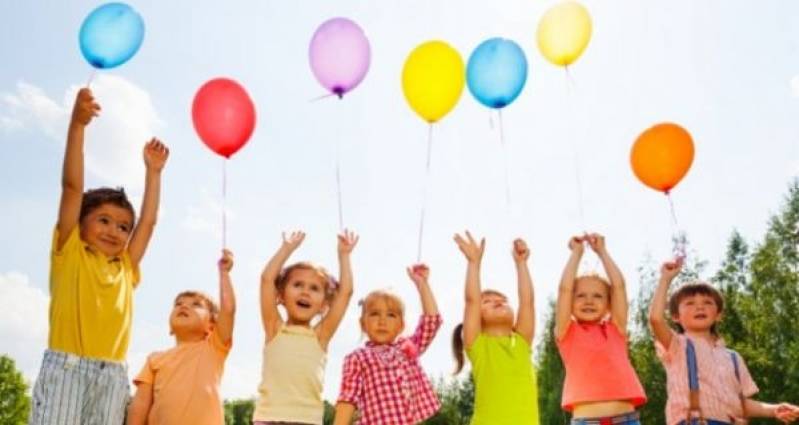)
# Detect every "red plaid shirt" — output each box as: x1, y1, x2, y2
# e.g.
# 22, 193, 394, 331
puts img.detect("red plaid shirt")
338, 314, 443, 425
